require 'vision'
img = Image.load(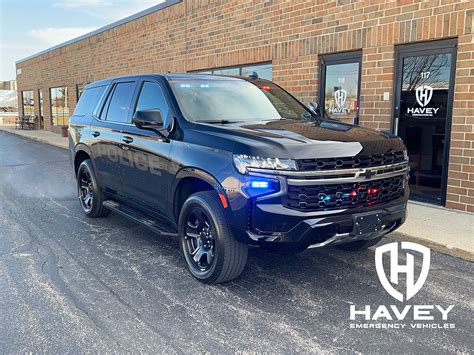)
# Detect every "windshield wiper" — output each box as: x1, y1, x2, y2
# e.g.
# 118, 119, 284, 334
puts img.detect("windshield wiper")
198, 120, 242, 124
